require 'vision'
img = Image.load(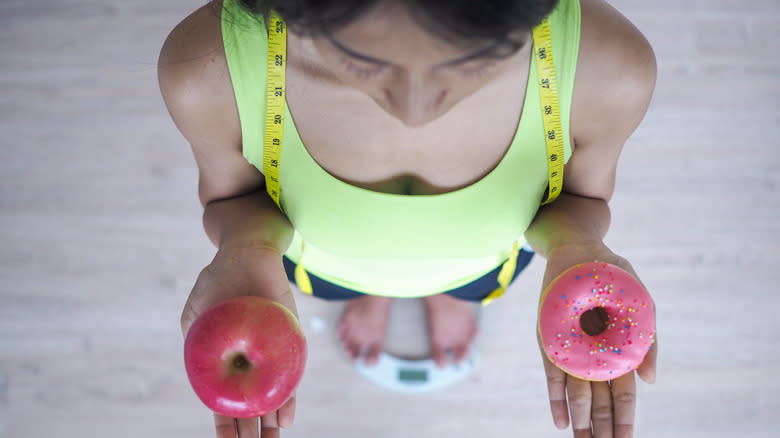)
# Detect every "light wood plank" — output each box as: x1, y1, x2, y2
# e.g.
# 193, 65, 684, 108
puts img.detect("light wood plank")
1, 1, 778, 437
